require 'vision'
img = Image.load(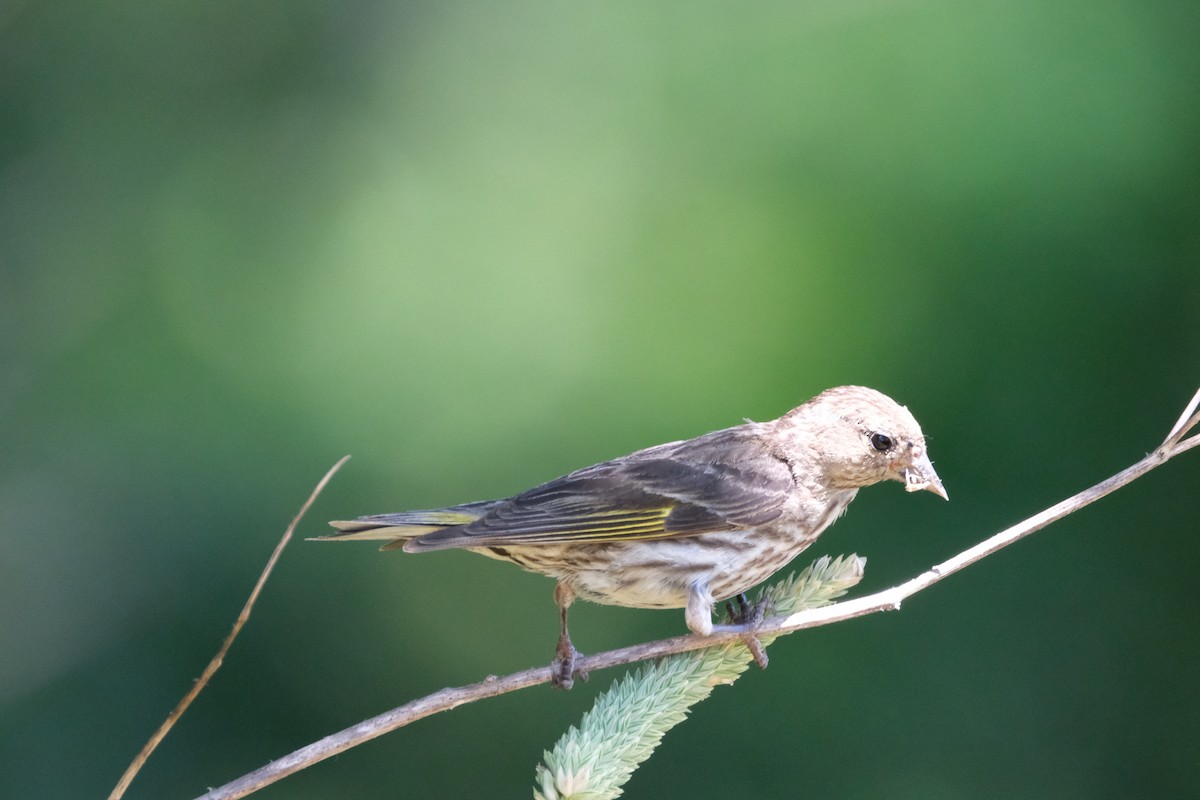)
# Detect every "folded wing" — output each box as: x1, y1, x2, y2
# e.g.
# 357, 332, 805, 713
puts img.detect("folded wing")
405, 428, 793, 551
